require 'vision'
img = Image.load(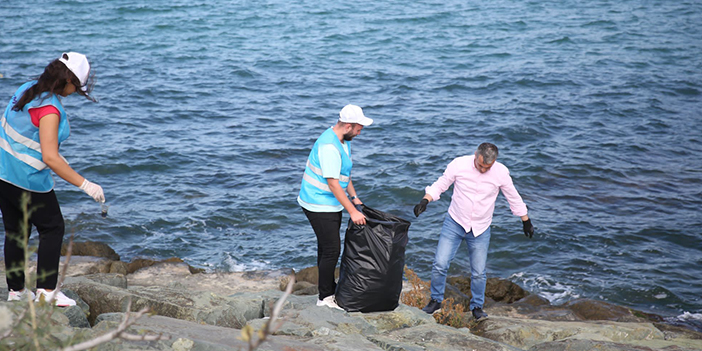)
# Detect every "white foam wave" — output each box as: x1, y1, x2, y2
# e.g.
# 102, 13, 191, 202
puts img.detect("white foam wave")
509, 272, 580, 305
676, 311, 702, 321
222, 253, 271, 272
